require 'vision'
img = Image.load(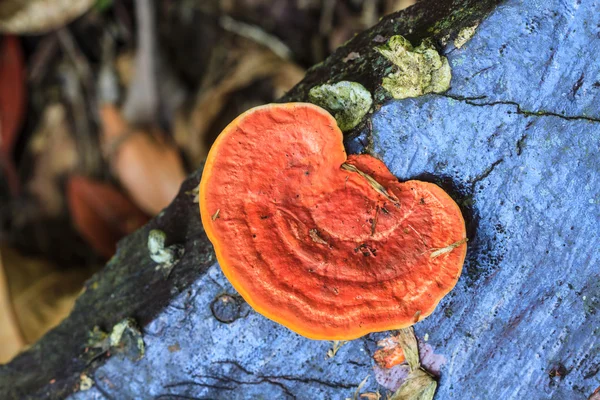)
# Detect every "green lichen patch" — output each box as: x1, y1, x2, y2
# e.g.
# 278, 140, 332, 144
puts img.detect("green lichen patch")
148, 229, 185, 277
85, 318, 145, 362
109, 318, 145, 361
308, 81, 372, 132
79, 374, 93, 391
87, 325, 110, 351
454, 23, 479, 49
375, 35, 451, 99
